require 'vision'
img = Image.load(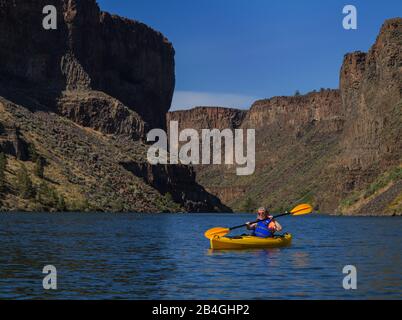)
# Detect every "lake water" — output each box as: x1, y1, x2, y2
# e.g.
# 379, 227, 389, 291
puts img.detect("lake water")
0, 213, 401, 300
